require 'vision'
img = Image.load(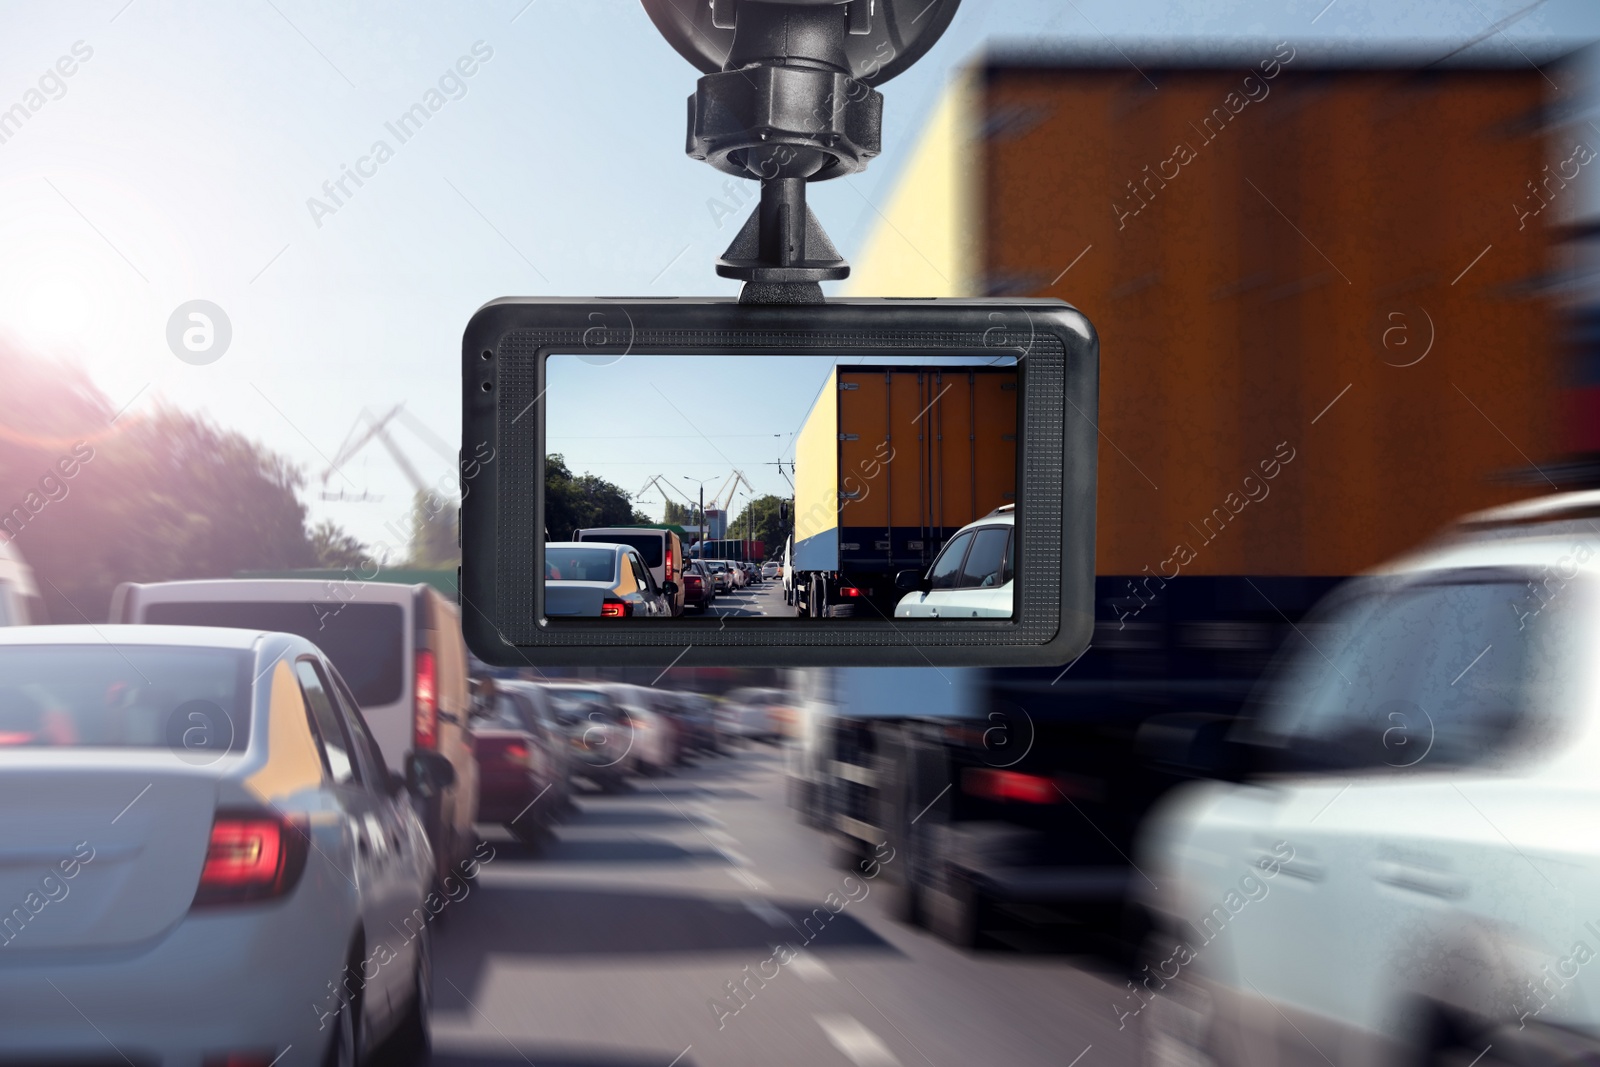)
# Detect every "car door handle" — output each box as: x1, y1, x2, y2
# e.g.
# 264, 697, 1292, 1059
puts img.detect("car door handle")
1259, 853, 1324, 882
1373, 861, 1465, 899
